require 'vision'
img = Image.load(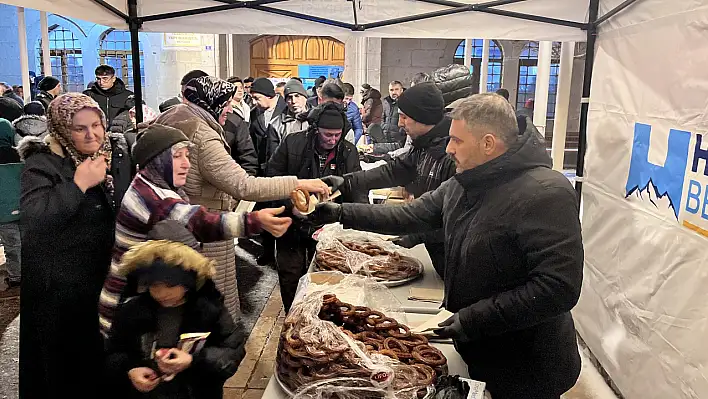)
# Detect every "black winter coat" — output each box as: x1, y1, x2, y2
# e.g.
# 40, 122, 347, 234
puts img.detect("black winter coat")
433, 64, 474, 107
109, 110, 134, 135
345, 117, 455, 199
223, 112, 258, 176
105, 281, 246, 399
35, 90, 55, 111
266, 129, 366, 202
84, 78, 134, 125
17, 133, 132, 398
249, 97, 288, 175
376, 96, 408, 153
339, 130, 583, 398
